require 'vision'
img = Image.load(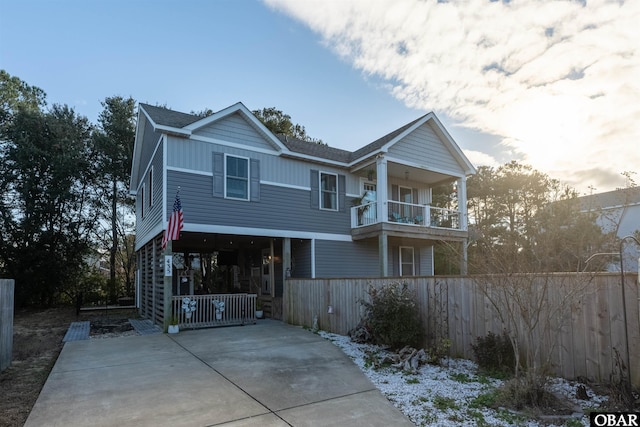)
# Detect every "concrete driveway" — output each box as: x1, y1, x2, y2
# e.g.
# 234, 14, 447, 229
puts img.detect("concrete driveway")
25, 320, 414, 426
